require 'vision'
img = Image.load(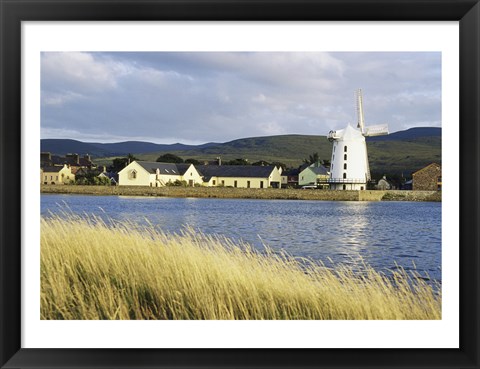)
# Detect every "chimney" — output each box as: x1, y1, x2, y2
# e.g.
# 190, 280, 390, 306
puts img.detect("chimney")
216, 156, 222, 166
84, 154, 91, 162
66, 153, 80, 165
41, 152, 52, 162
